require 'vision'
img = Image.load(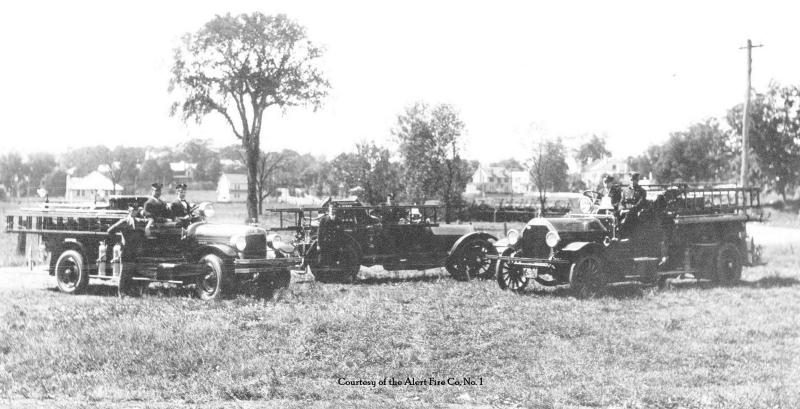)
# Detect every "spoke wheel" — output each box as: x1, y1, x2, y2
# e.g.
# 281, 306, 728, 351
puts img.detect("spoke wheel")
714, 243, 742, 285
55, 250, 88, 294
569, 253, 607, 297
496, 249, 528, 292
446, 238, 497, 281
195, 254, 229, 300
